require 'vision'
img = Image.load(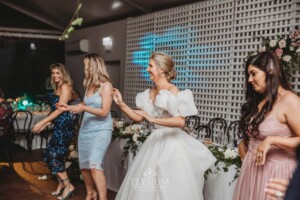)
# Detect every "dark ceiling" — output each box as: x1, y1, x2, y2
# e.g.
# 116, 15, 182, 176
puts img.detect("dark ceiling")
0, 0, 201, 36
